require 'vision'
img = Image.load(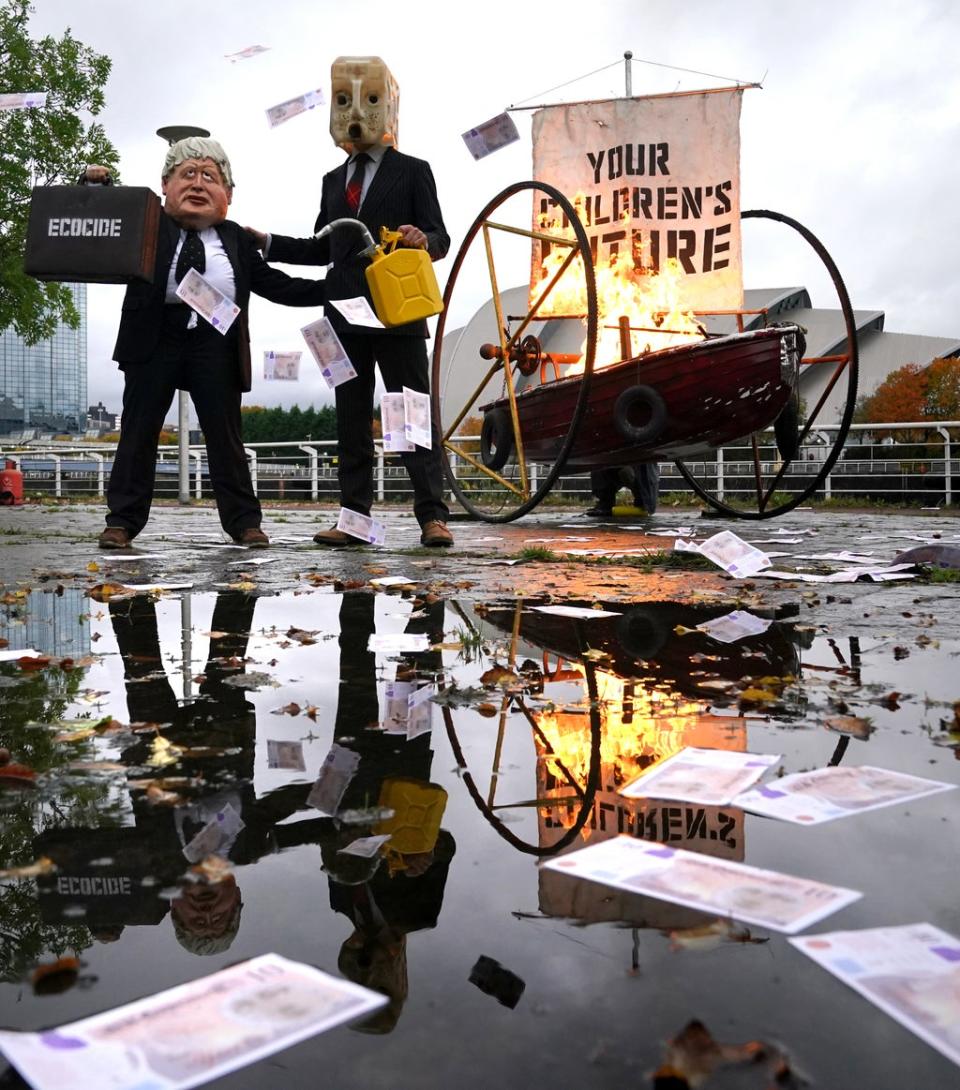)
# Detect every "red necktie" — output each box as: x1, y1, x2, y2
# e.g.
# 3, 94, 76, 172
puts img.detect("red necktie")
345, 153, 369, 215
